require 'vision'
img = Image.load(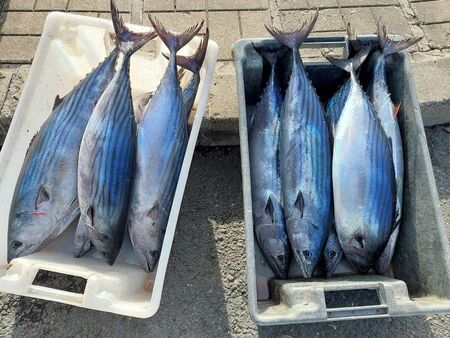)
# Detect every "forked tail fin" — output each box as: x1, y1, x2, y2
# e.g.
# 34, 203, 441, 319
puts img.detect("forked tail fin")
377, 20, 422, 56
325, 45, 371, 73
111, 0, 157, 55
148, 14, 204, 54
173, 28, 209, 74
265, 10, 319, 50
252, 43, 289, 66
